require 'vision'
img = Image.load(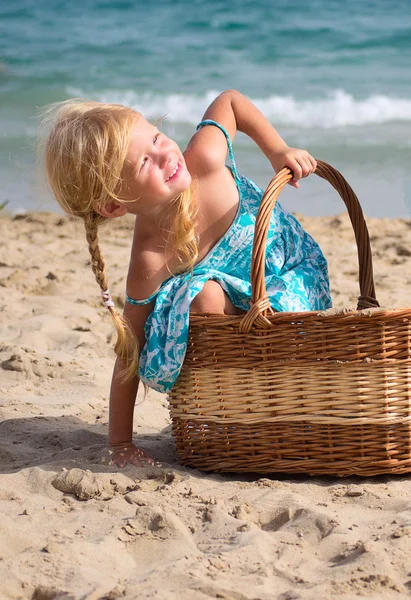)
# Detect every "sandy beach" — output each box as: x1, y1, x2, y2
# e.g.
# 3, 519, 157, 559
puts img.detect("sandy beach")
1, 210, 411, 600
